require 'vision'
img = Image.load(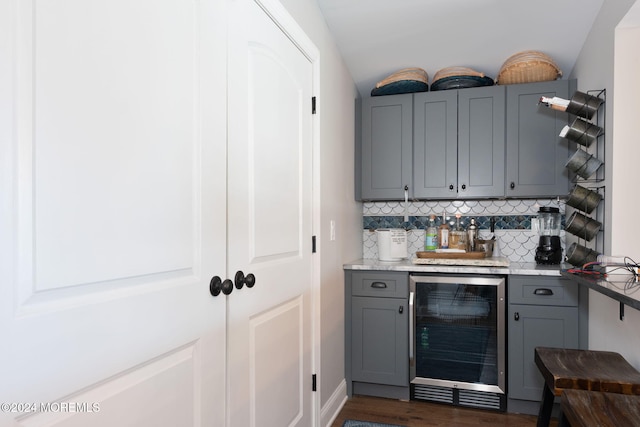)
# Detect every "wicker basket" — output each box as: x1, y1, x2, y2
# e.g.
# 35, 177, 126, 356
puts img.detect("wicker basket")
497, 51, 562, 85
375, 67, 428, 88
433, 66, 484, 83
